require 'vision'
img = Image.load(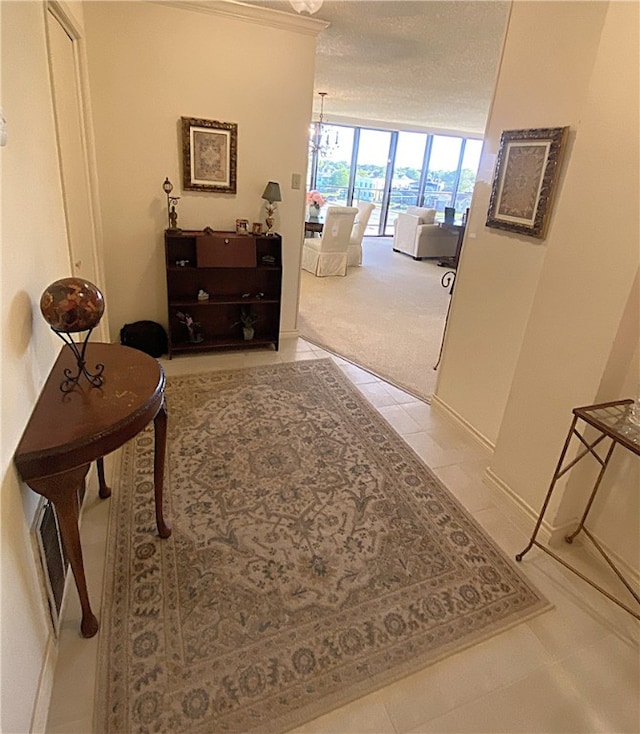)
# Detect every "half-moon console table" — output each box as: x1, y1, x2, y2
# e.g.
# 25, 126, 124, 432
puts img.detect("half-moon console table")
14, 342, 171, 637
